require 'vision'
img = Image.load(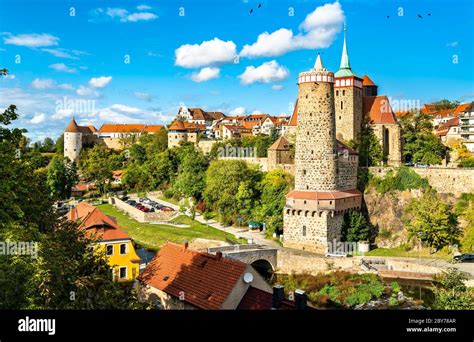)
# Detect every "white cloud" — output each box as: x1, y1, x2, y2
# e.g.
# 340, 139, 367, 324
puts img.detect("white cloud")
446, 41, 459, 47
239, 60, 289, 85
134, 92, 153, 102
89, 76, 112, 88
252, 110, 263, 114
229, 106, 246, 116
76, 86, 100, 97
3, 33, 59, 47
52, 109, 74, 120
190, 67, 220, 82
137, 4, 152, 11
49, 63, 77, 73
30, 112, 46, 124
31, 78, 73, 90
2, 74, 16, 80
42, 48, 87, 59
95, 7, 158, 23
127, 12, 157, 22
96, 103, 168, 123
240, 2, 344, 58
272, 84, 284, 91
175, 38, 237, 68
